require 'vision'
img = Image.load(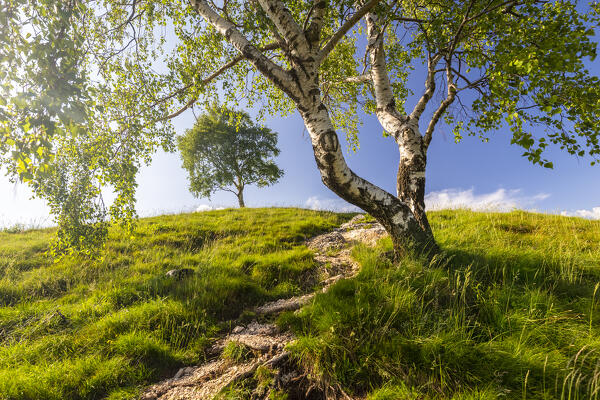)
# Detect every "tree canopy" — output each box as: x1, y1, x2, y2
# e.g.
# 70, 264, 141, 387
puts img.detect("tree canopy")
1, 0, 599, 255
177, 105, 283, 207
